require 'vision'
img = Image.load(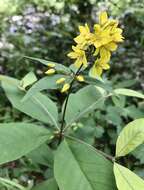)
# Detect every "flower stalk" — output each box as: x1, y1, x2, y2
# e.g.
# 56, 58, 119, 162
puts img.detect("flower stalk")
58, 64, 83, 144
